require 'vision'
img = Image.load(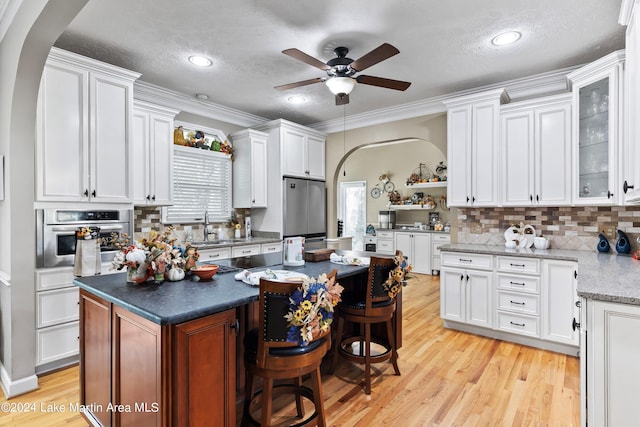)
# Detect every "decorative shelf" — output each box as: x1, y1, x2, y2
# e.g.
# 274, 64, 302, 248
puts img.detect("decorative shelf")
405, 182, 447, 189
